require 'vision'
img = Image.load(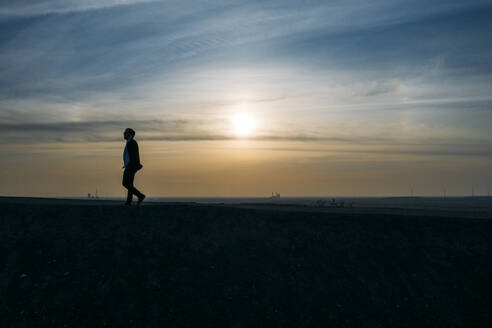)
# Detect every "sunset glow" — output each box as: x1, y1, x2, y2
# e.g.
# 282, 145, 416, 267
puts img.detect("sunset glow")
0, 1, 491, 197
